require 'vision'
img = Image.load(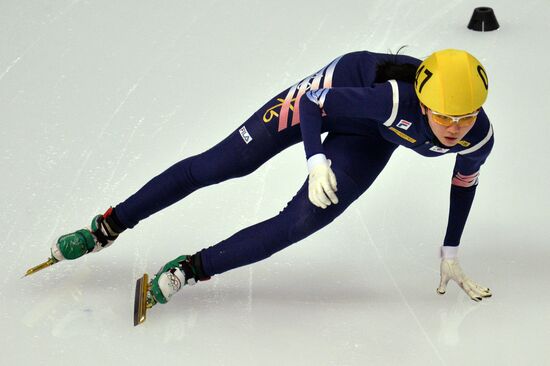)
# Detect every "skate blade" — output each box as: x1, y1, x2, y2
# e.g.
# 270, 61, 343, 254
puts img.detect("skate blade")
133, 273, 149, 326
23, 257, 57, 278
